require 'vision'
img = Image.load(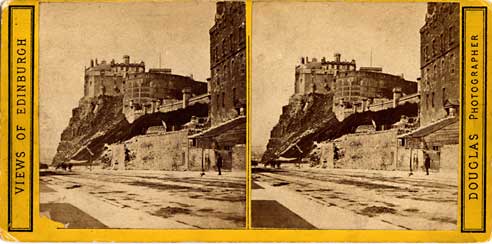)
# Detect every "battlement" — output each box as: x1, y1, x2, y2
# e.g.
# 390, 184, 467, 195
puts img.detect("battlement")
84, 55, 146, 98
